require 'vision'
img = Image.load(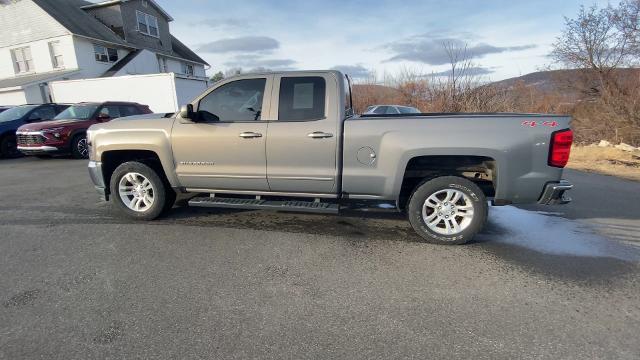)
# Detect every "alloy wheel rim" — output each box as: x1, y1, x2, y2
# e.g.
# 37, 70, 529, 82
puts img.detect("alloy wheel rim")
77, 138, 88, 157
421, 189, 474, 235
118, 172, 154, 212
